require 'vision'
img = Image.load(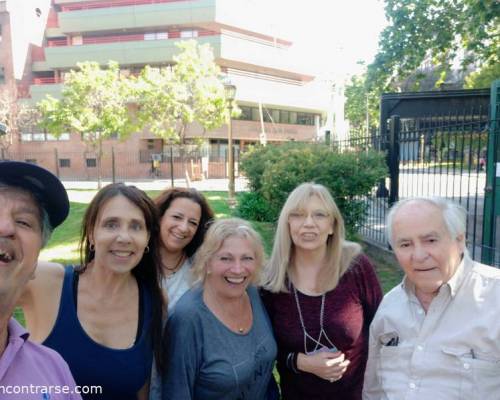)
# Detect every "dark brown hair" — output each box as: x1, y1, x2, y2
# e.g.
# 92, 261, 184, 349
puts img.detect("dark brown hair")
78, 183, 165, 373
154, 187, 215, 257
